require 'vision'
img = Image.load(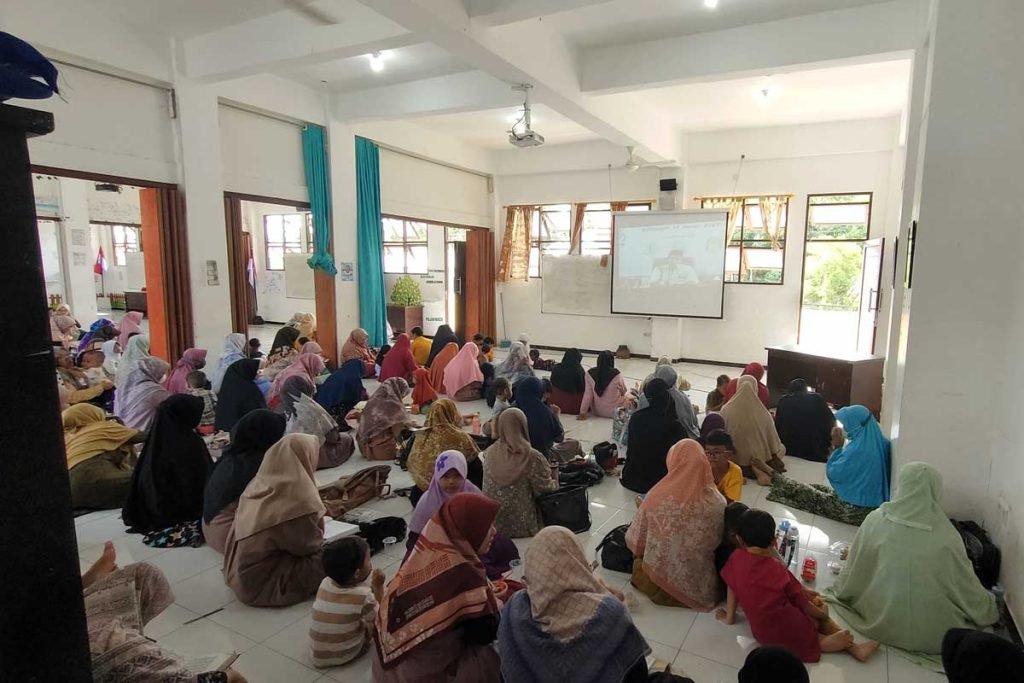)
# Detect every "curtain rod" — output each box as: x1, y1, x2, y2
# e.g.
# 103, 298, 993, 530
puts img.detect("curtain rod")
693, 193, 796, 200
218, 101, 307, 129
49, 57, 172, 93
372, 140, 492, 181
